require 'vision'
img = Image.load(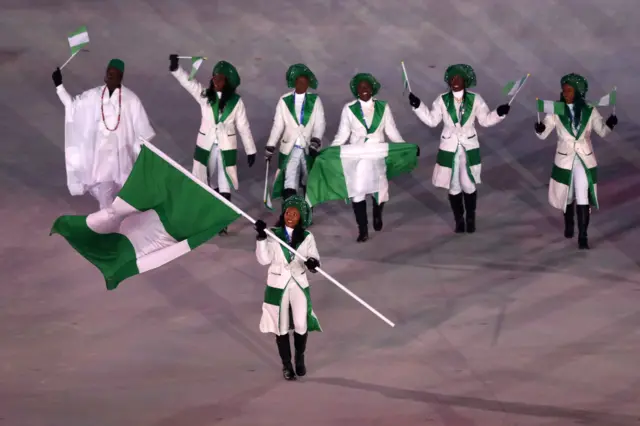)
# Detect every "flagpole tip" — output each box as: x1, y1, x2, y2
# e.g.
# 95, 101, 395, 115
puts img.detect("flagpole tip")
527, 73, 531, 76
